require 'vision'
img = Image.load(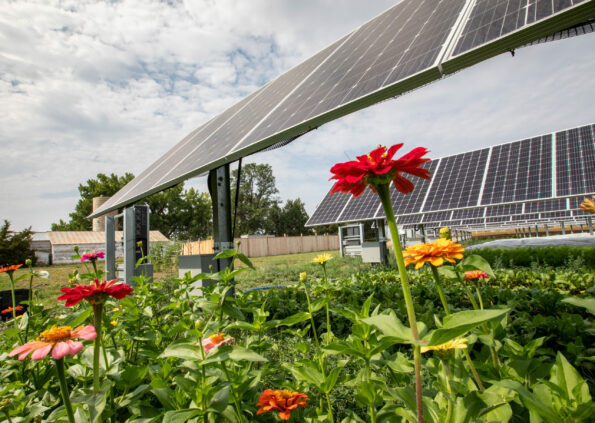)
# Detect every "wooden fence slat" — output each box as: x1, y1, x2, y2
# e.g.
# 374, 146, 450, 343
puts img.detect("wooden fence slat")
180, 234, 339, 258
